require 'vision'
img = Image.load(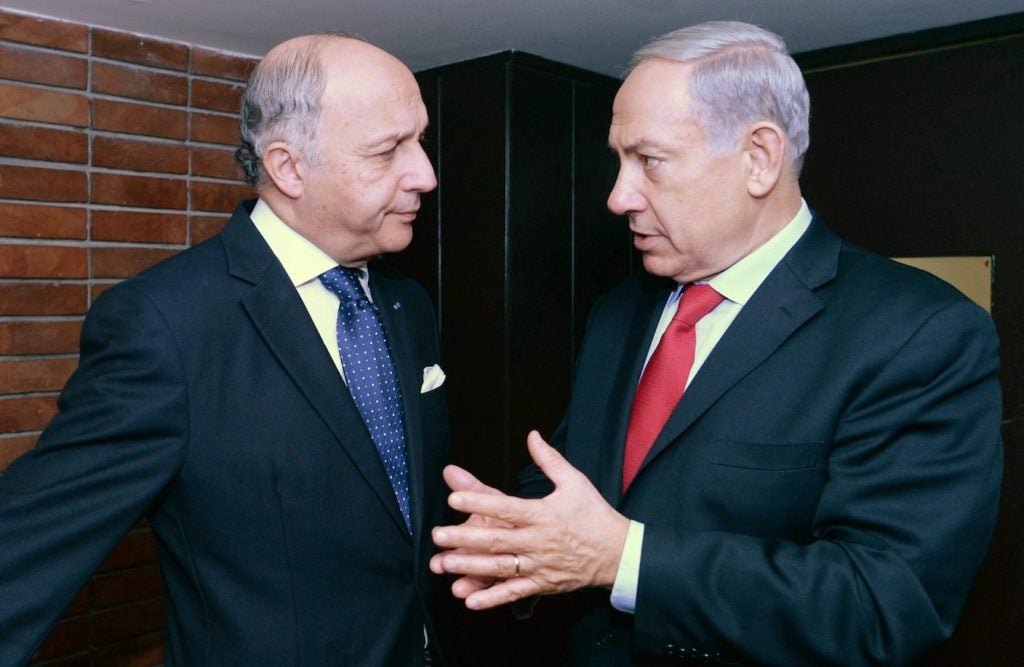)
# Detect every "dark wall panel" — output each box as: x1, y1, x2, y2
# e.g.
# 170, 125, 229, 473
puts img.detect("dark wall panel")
507, 63, 576, 479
